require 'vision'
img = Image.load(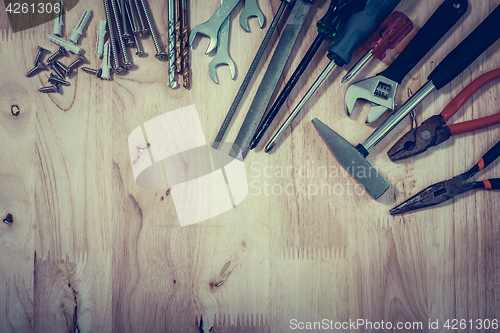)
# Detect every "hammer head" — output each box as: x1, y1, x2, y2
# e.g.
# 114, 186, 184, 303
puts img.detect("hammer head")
312, 118, 389, 199
344, 75, 398, 123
